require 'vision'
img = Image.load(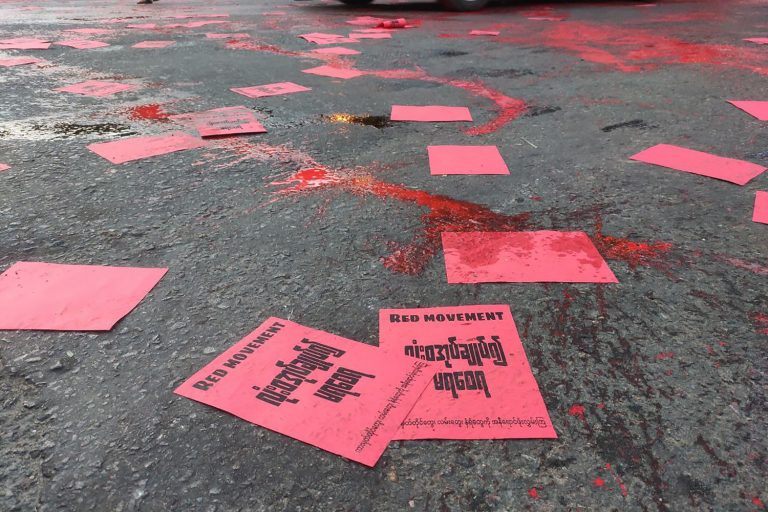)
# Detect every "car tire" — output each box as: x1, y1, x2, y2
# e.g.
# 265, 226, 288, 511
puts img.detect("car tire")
337, 0, 375, 5
438, 0, 489, 11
